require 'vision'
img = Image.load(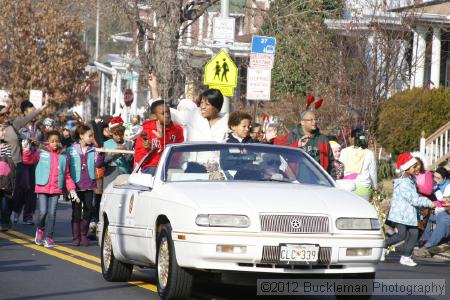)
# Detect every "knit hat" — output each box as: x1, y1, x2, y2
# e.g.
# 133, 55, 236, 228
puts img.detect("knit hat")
43, 118, 55, 127
109, 116, 124, 129
396, 152, 417, 172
